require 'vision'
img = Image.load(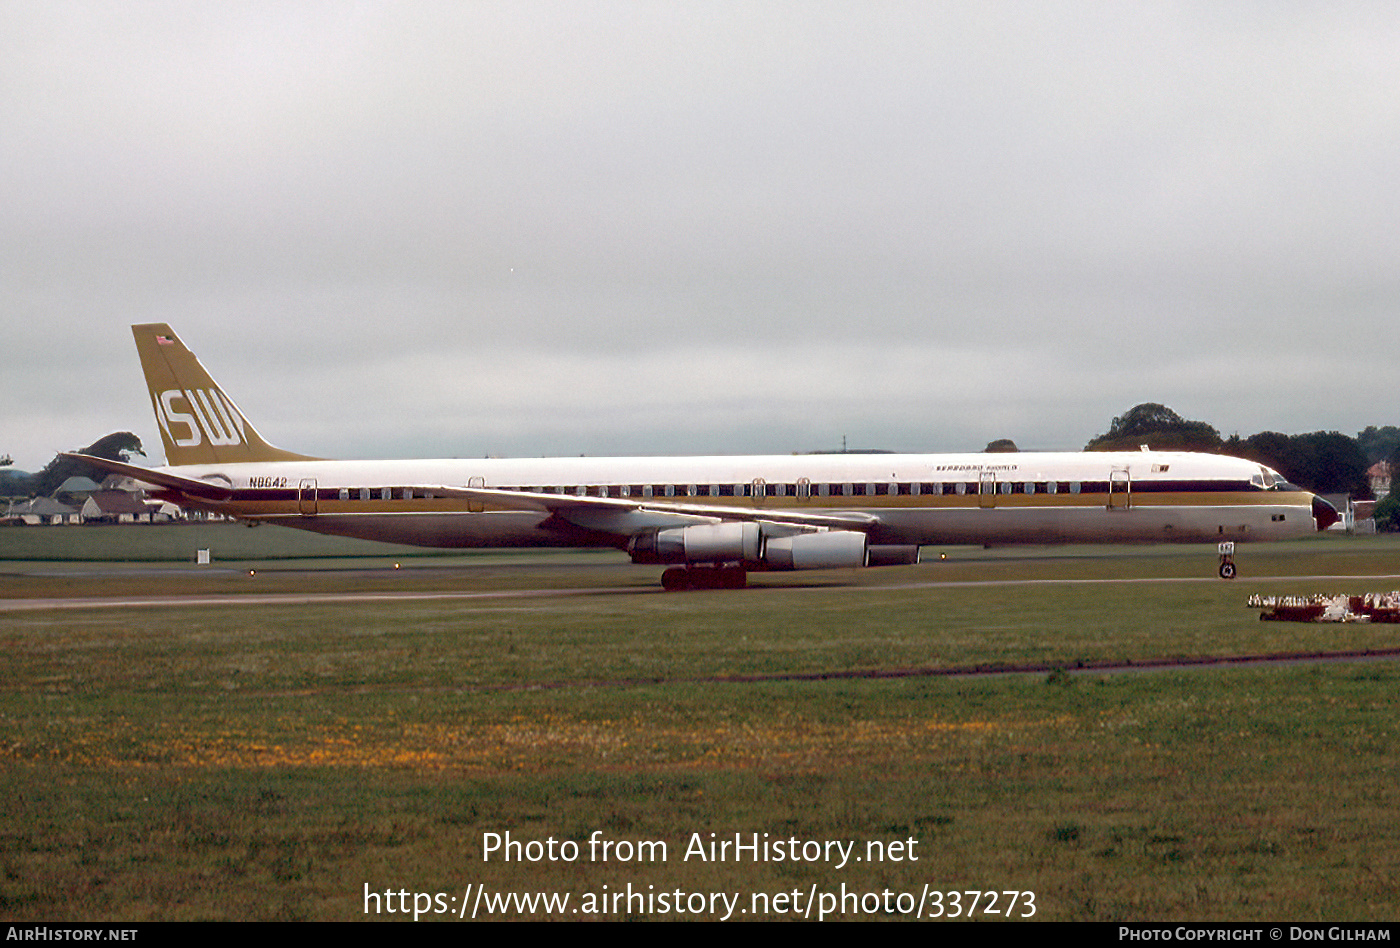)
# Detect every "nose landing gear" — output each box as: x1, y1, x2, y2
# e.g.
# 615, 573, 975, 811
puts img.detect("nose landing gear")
1218, 541, 1236, 580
